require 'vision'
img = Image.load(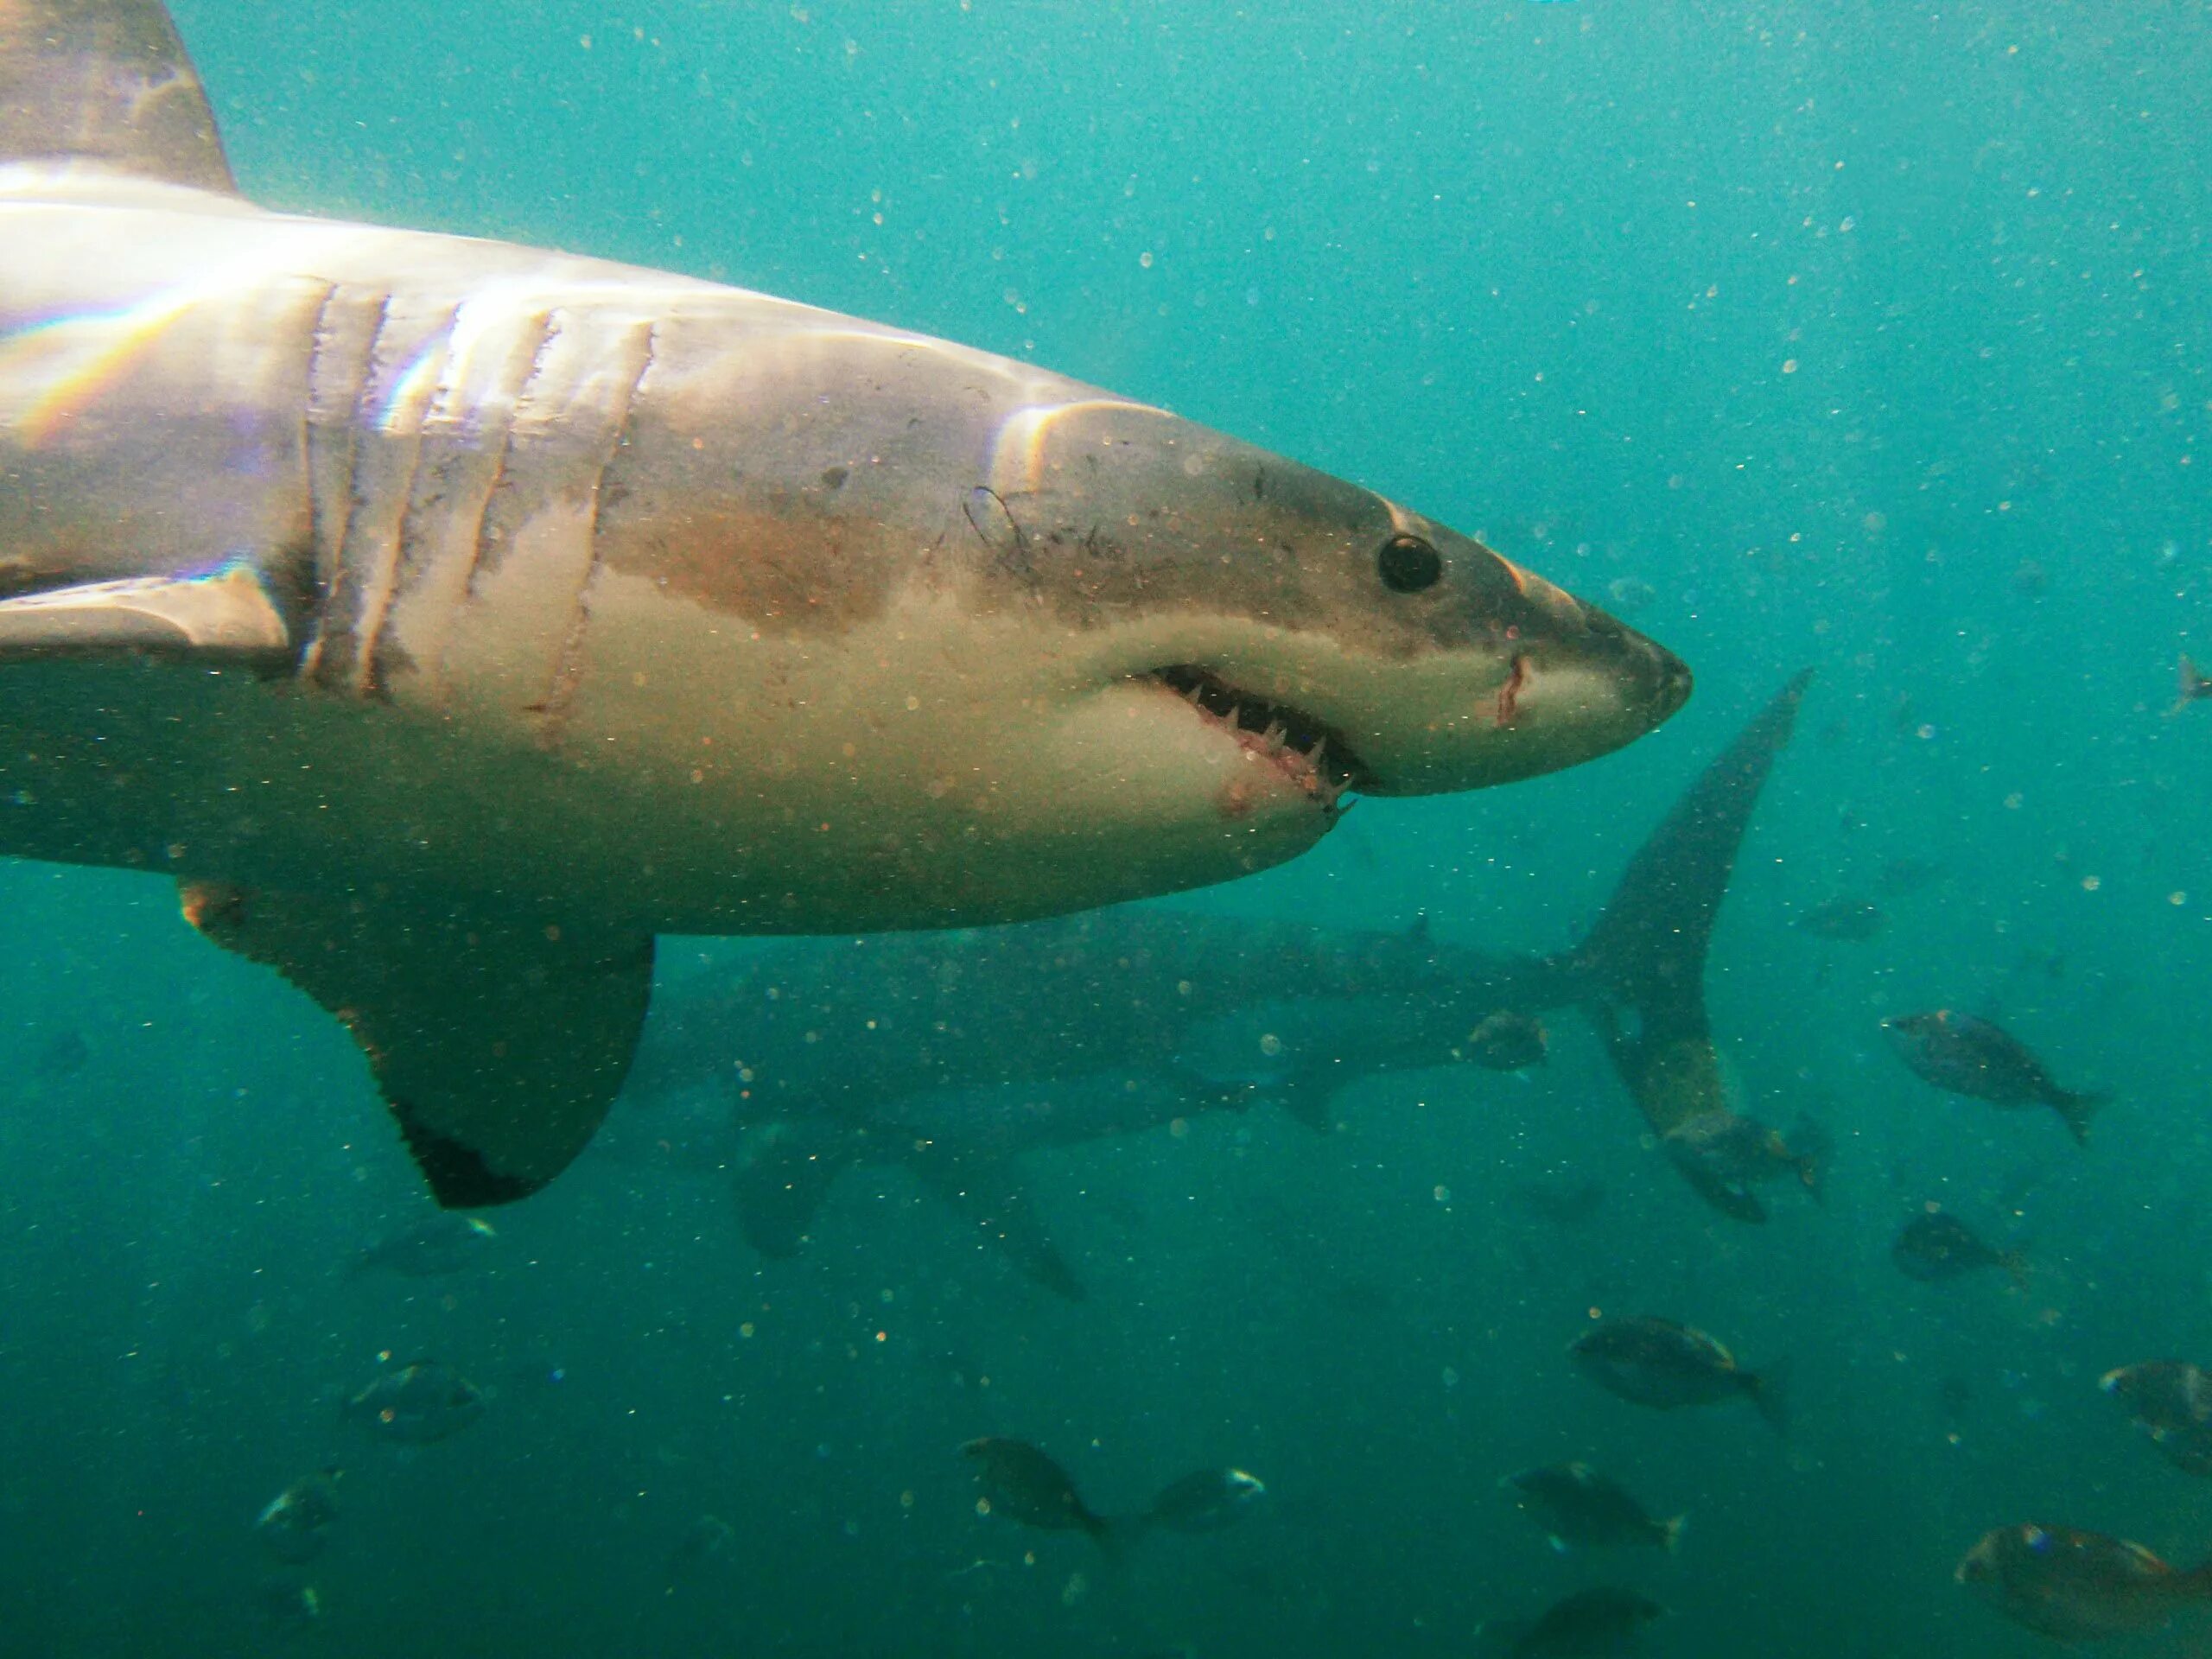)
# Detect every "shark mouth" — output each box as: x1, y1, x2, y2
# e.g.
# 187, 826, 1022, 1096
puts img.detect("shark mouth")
1146, 664, 1368, 811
